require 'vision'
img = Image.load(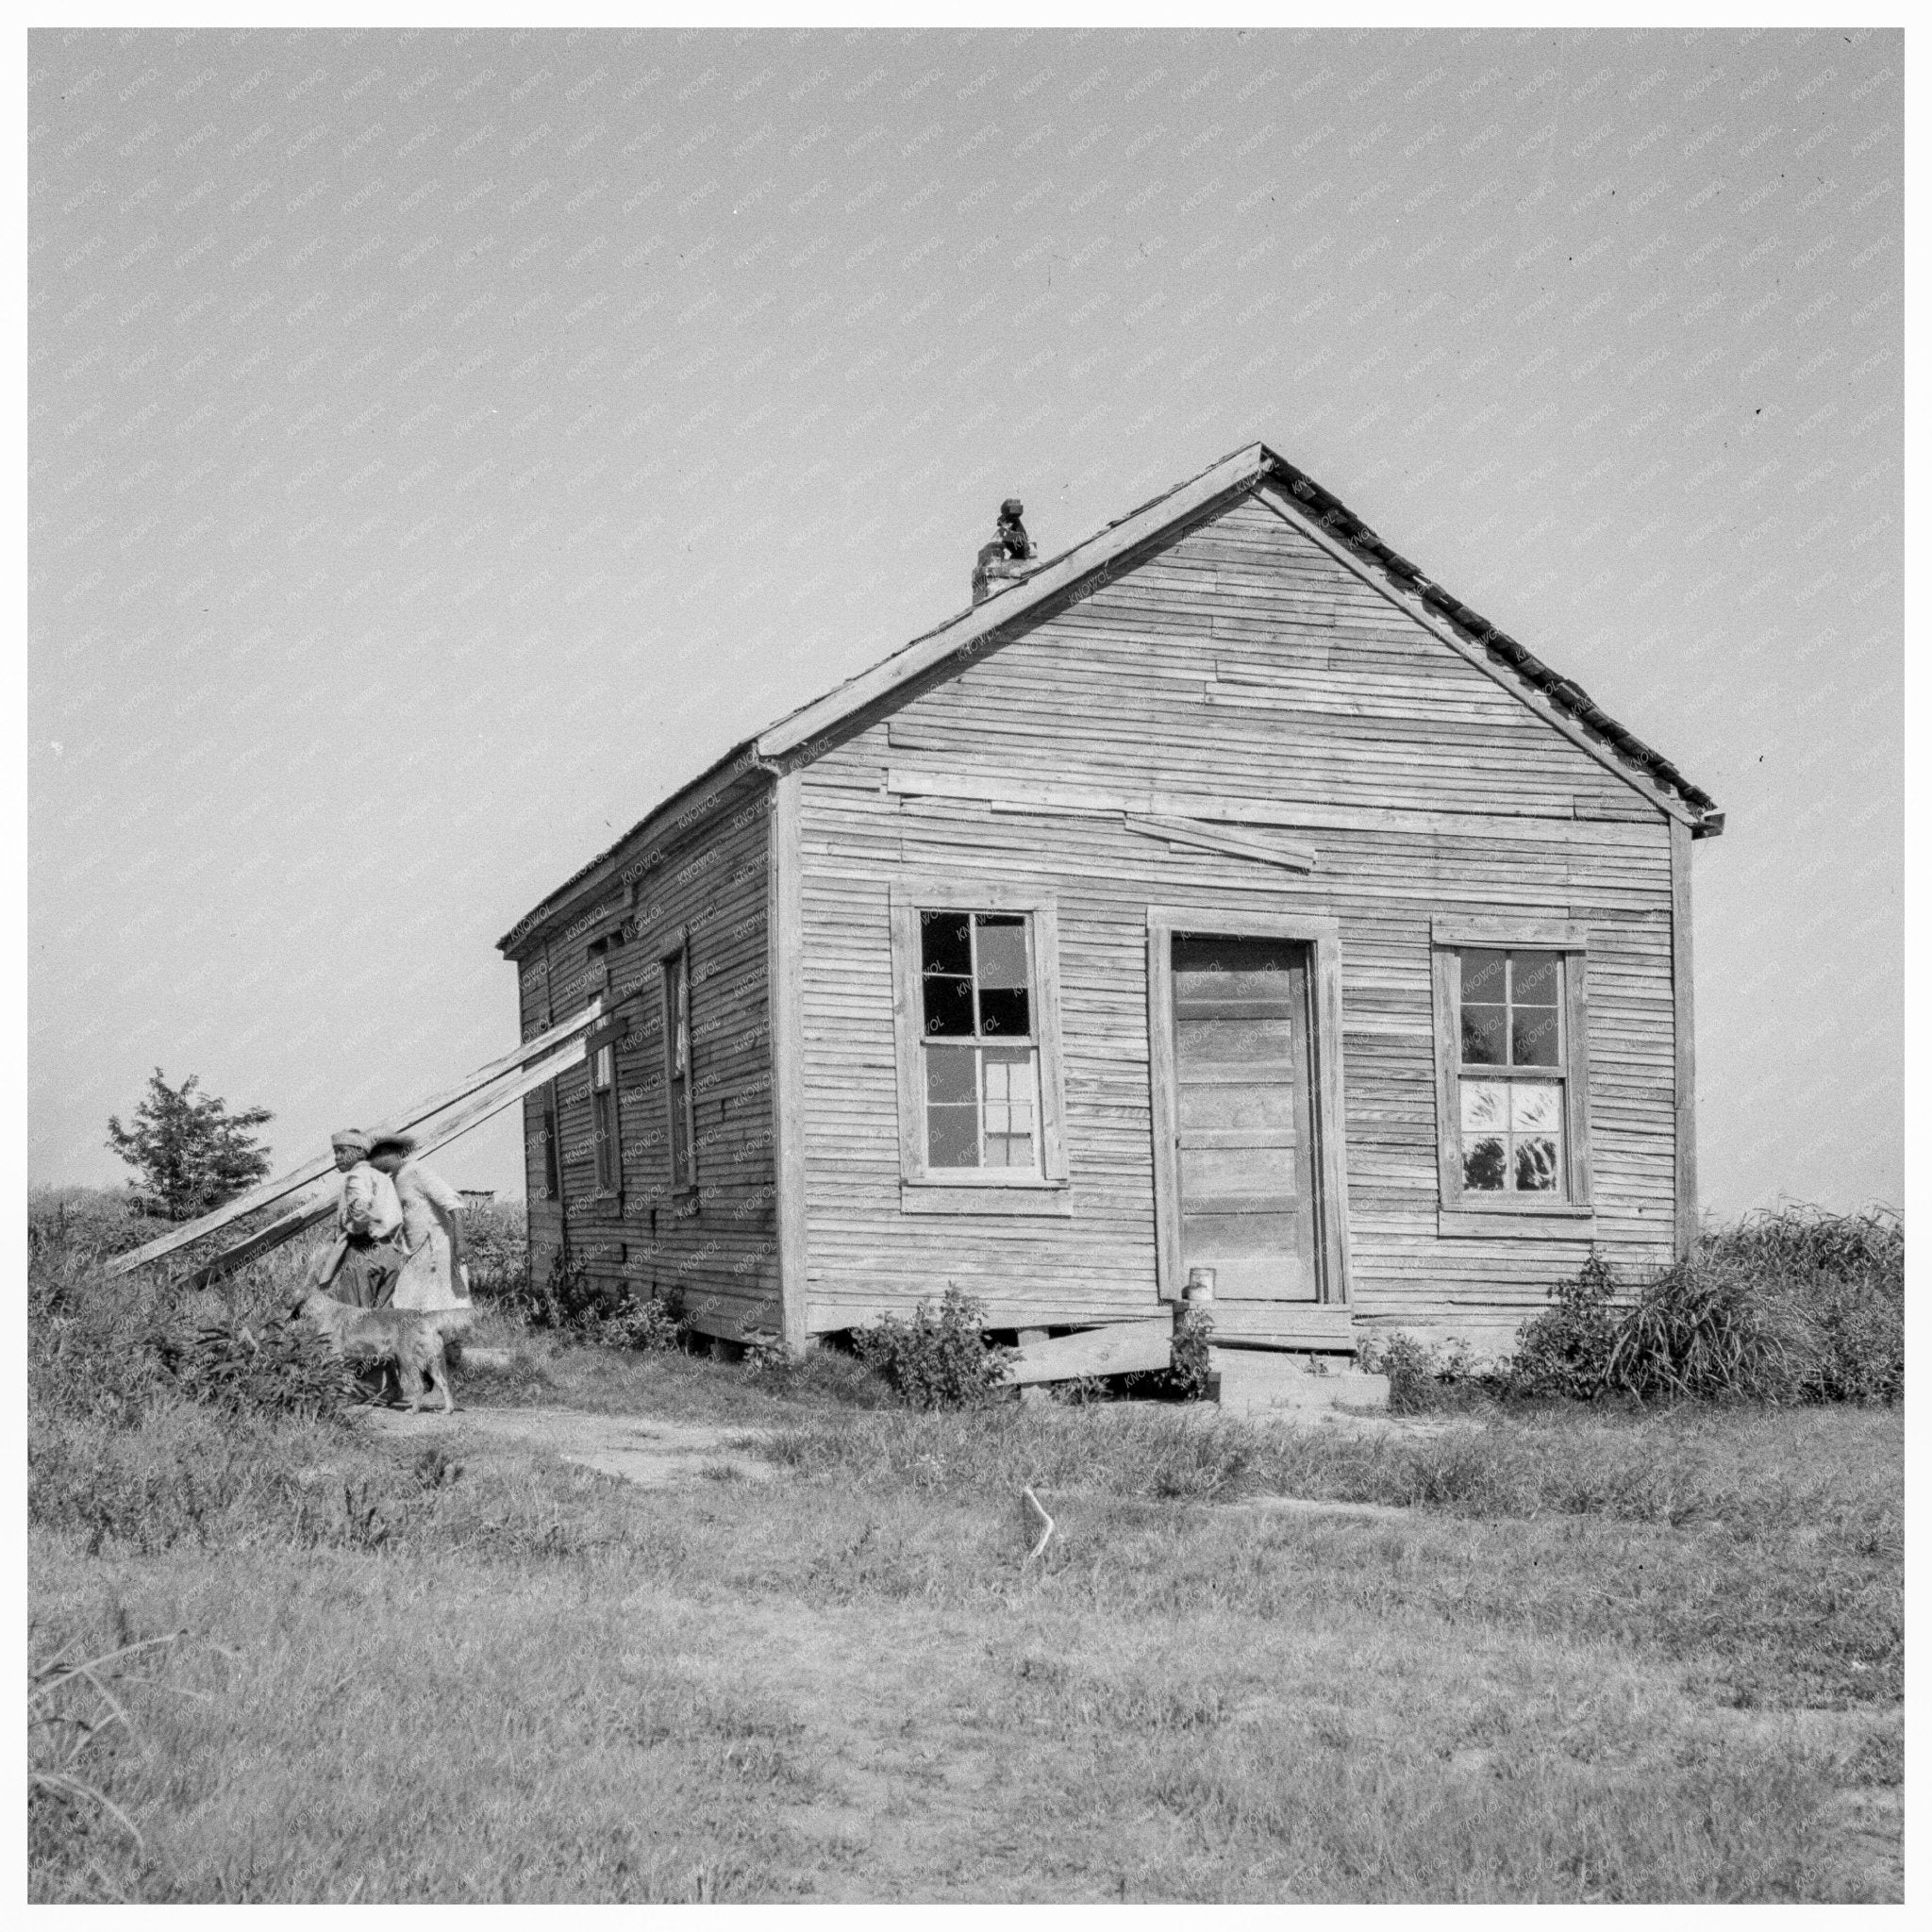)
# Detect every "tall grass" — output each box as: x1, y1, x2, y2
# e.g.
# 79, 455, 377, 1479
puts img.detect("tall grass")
1509, 1207, 1902, 1406
27, 1189, 1901, 1900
